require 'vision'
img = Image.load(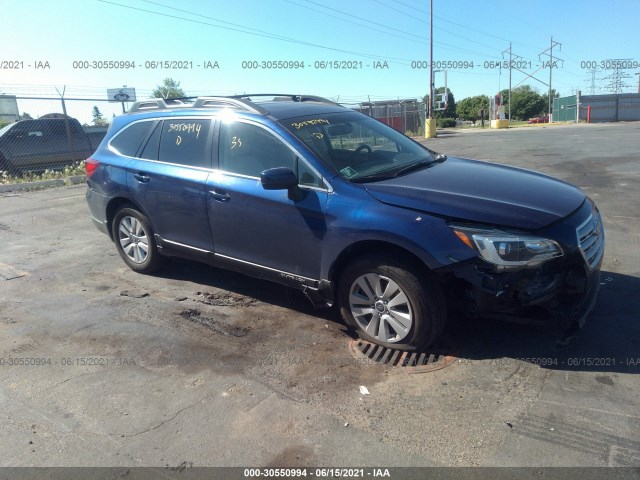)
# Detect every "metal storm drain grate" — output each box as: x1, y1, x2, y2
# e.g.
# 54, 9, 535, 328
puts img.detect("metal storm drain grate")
348, 339, 457, 373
